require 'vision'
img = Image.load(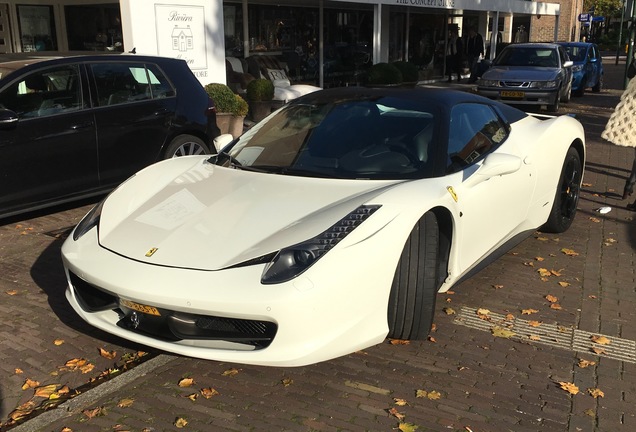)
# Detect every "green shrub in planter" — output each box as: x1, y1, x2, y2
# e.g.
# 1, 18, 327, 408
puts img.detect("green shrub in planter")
366, 62, 403, 86
205, 83, 247, 116
246, 78, 275, 102
392, 61, 419, 83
